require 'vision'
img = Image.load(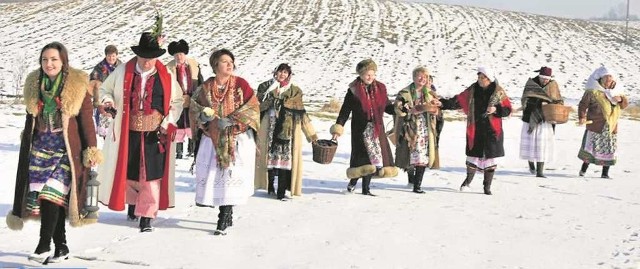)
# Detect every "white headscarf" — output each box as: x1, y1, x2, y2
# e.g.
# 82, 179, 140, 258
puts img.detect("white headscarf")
477, 66, 496, 82
585, 66, 623, 104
